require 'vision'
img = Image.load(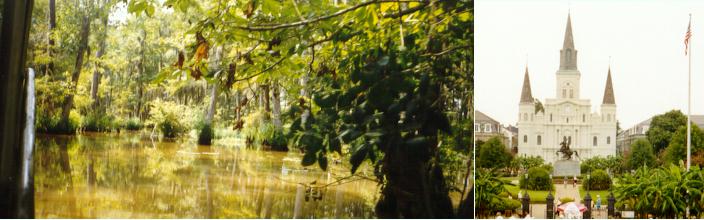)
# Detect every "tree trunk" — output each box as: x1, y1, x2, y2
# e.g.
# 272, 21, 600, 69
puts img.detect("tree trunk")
300, 73, 310, 123
206, 84, 217, 124
91, 4, 109, 108
136, 30, 146, 120
271, 81, 282, 128
262, 82, 270, 113
59, 12, 91, 131
206, 46, 223, 125
47, 0, 56, 75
